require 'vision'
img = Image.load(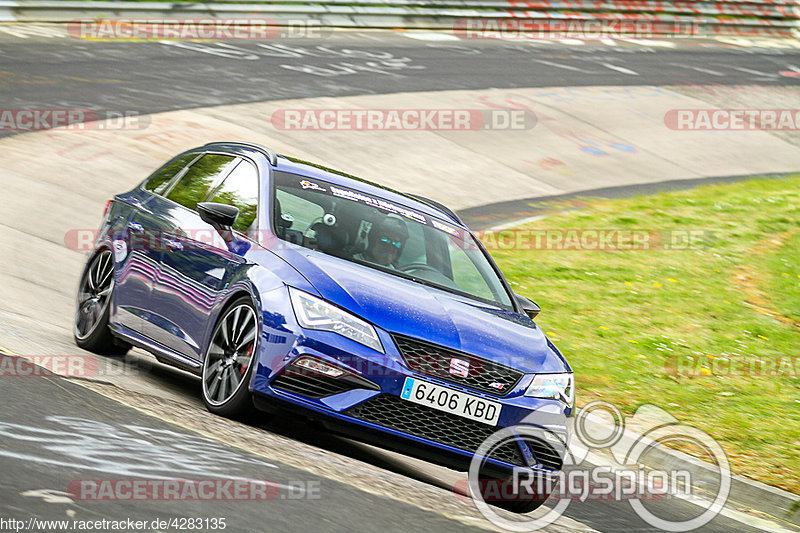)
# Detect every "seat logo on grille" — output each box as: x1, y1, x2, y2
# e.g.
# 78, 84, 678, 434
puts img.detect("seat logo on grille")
449, 358, 470, 378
